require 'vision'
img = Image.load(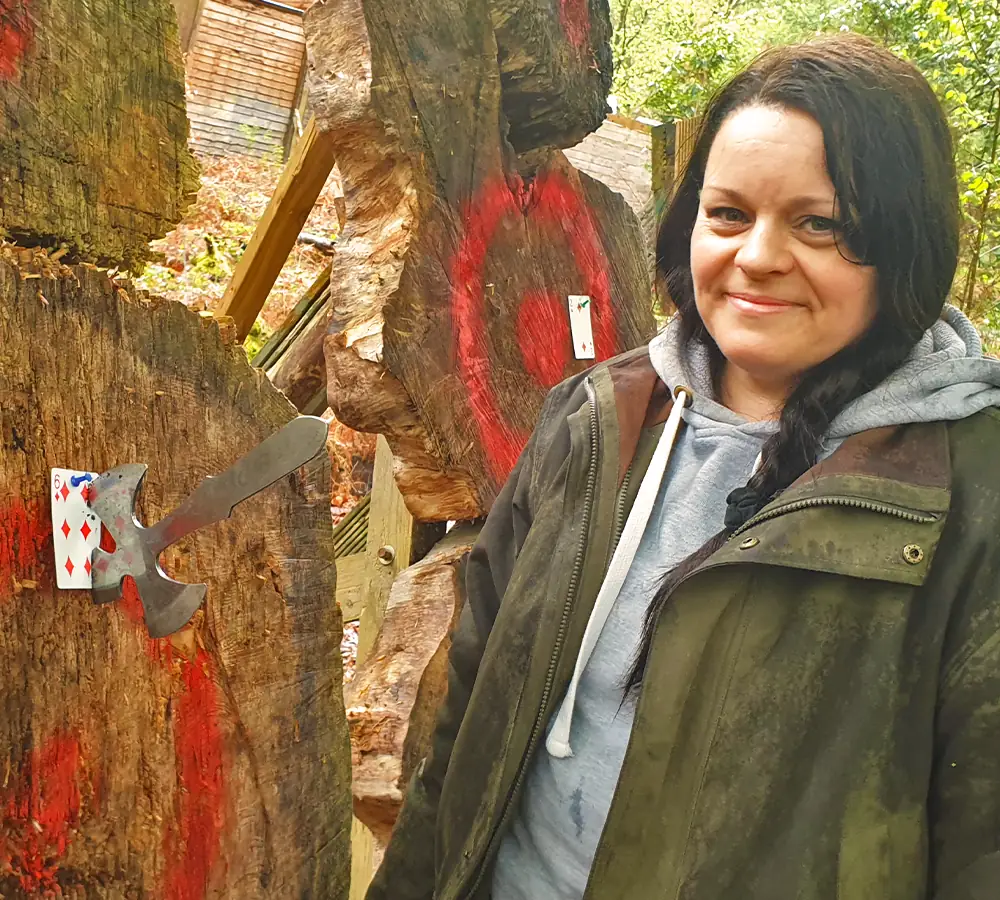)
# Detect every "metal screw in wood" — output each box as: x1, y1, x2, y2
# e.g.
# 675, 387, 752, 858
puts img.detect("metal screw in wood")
376, 545, 396, 566
902, 544, 924, 565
